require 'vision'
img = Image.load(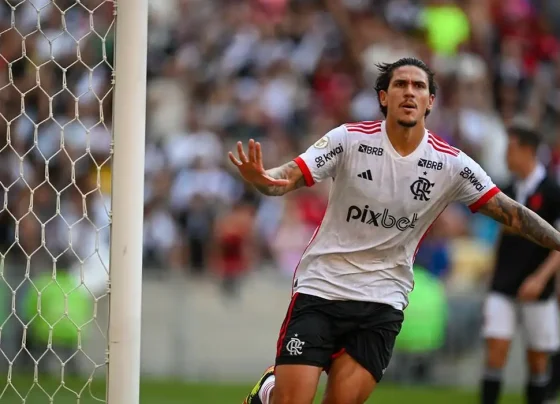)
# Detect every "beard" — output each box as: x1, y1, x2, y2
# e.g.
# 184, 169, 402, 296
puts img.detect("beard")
397, 118, 417, 128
